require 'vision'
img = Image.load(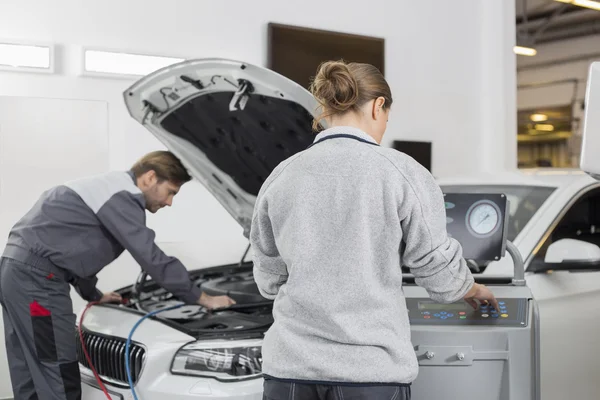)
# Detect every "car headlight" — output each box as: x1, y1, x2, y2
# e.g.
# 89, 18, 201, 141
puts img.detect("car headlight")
171, 338, 263, 381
